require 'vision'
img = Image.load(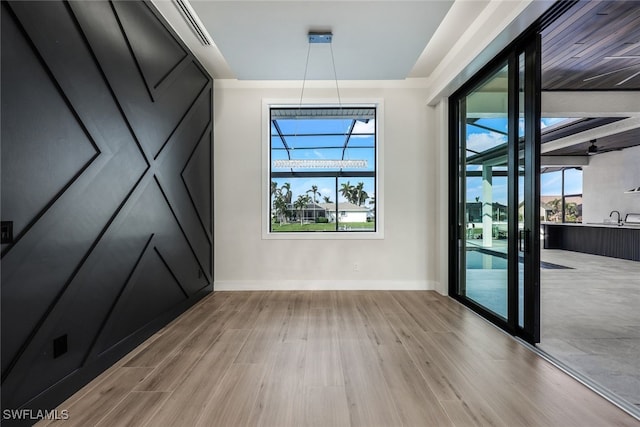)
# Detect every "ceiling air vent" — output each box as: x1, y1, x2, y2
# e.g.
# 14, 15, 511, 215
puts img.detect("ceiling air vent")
173, 0, 212, 46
